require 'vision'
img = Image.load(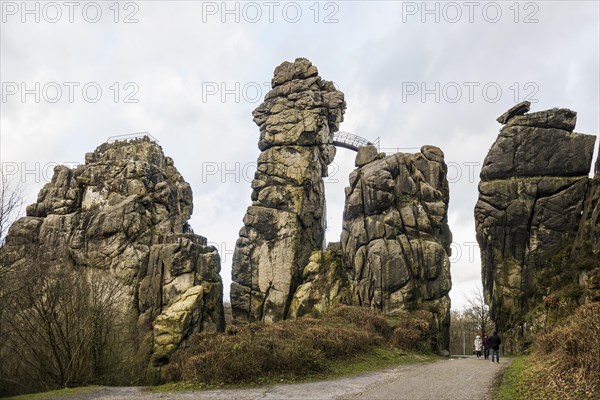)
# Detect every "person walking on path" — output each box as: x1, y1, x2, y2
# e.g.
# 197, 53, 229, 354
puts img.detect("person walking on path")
482, 334, 490, 360
474, 336, 483, 359
490, 331, 502, 363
